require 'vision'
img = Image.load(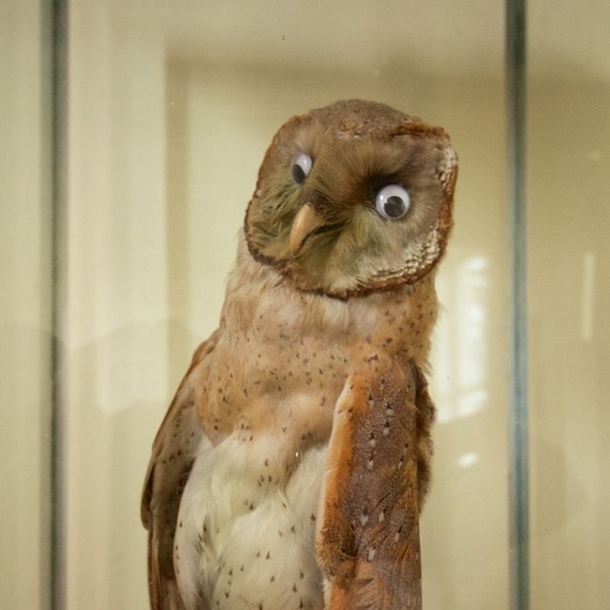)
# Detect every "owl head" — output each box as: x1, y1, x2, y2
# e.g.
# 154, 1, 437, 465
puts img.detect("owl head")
245, 99, 457, 299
